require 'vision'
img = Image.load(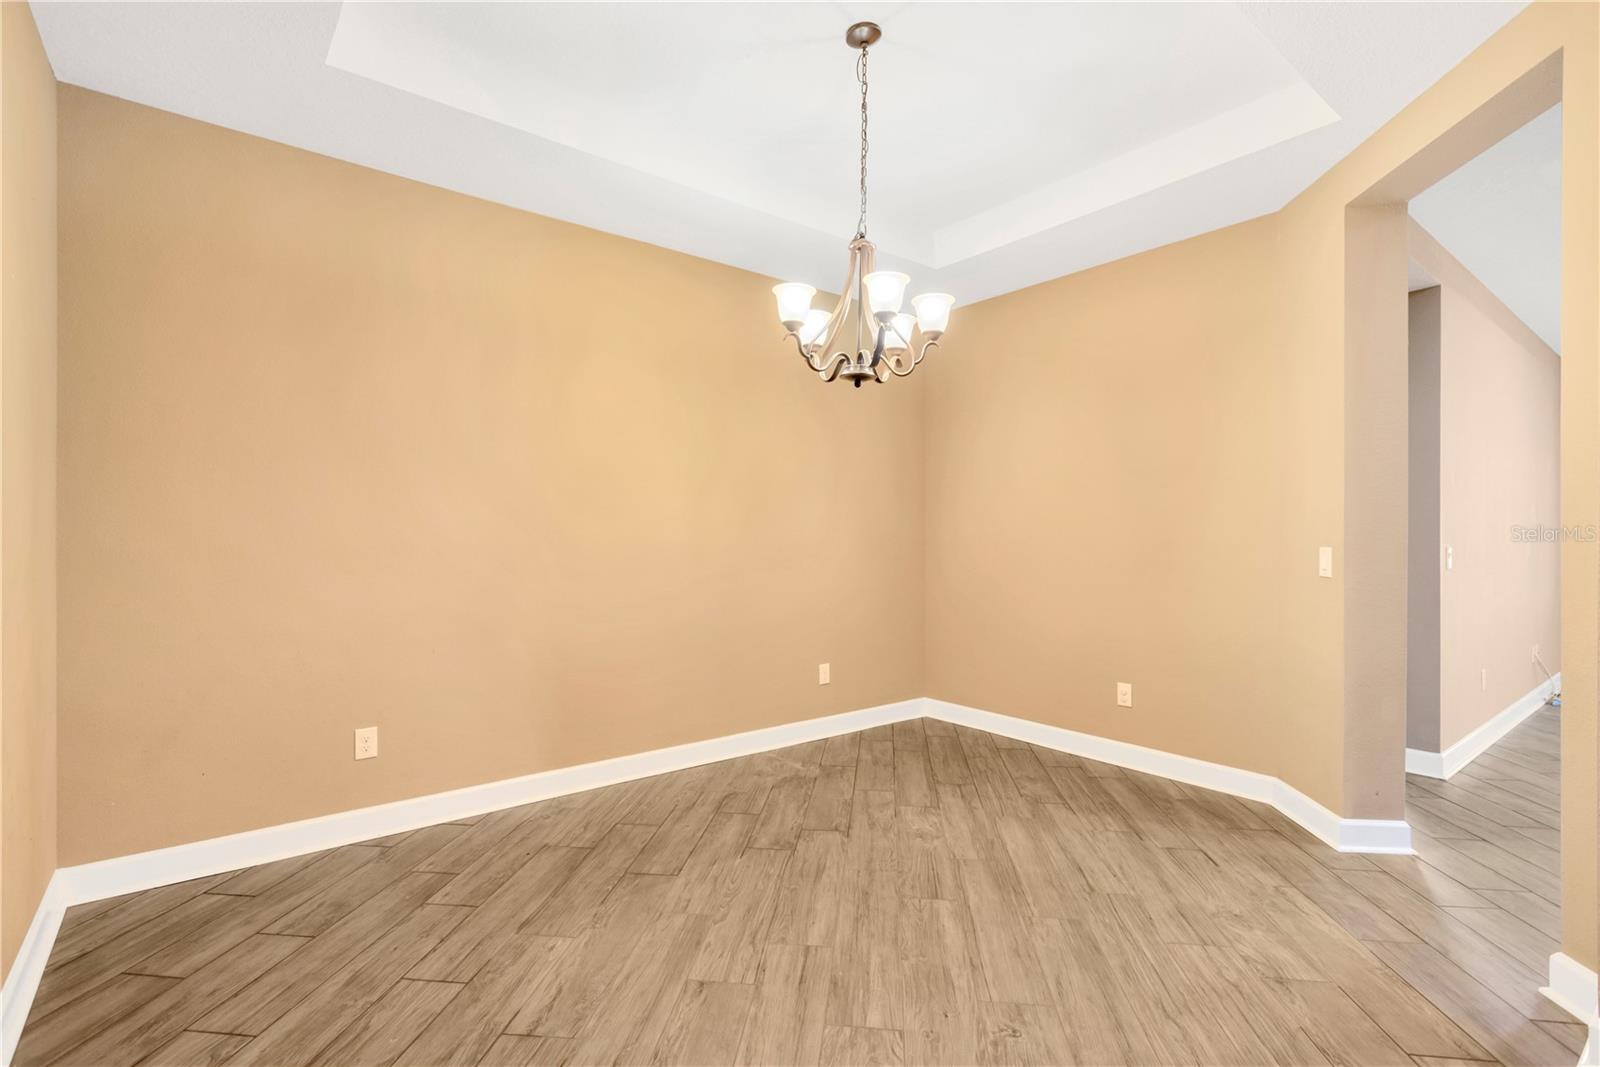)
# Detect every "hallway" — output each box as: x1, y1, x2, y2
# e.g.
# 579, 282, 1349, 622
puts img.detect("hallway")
1394, 704, 1571, 1055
